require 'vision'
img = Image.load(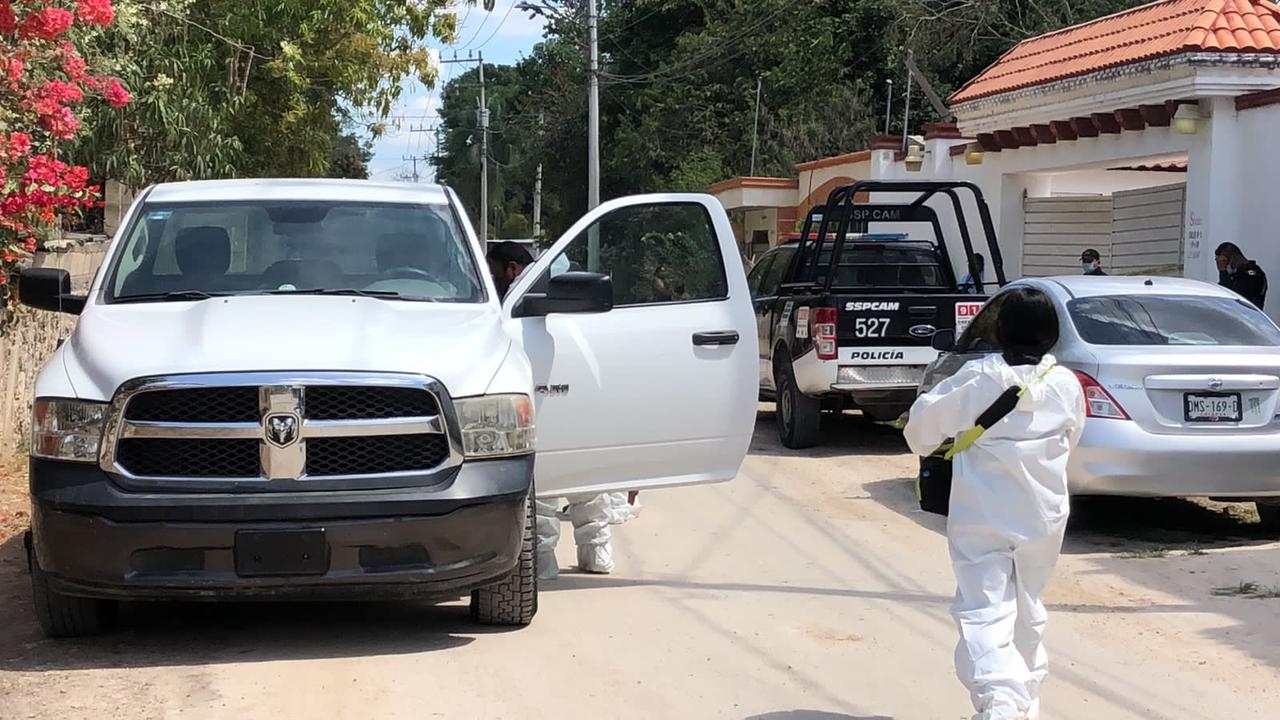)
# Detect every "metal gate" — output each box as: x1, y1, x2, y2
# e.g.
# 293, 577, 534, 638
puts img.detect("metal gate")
1022, 182, 1185, 277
